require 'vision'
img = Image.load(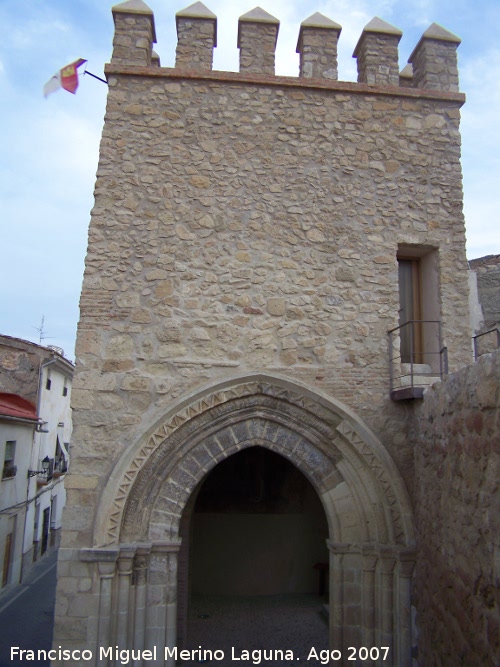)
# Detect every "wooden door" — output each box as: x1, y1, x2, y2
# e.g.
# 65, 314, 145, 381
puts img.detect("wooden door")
398, 259, 422, 364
